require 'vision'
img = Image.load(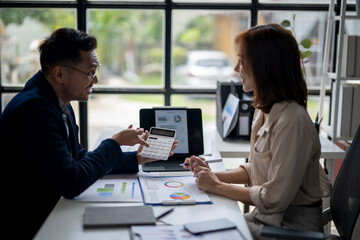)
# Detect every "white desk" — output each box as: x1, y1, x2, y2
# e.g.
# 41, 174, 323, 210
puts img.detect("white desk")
35, 126, 253, 240
35, 126, 346, 239
34, 184, 252, 240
